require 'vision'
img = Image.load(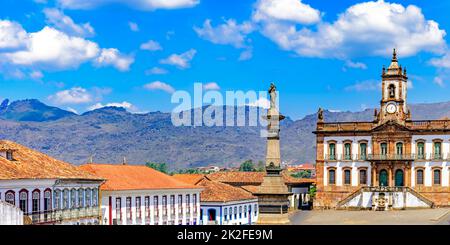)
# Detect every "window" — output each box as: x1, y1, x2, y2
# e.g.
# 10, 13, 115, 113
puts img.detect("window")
234, 207, 237, 220
329, 143, 336, 160
396, 142, 403, 156
154, 196, 159, 217
254, 204, 257, 216
71, 189, 77, 208
417, 142, 425, 159
78, 189, 84, 208
63, 189, 69, 209
239, 206, 242, 219
186, 194, 190, 213
54, 189, 61, 210
328, 169, 336, 185
85, 188, 91, 207
5, 191, 15, 205
224, 208, 228, 221
32, 190, 40, 213
92, 189, 98, 207
162, 196, 168, 216
170, 195, 175, 215
344, 169, 351, 185
359, 169, 367, 185
381, 143, 388, 155
178, 195, 183, 214
115, 198, 122, 221
136, 197, 141, 220
126, 197, 132, 220
359, 143, 367, 160
19, 190, 28, 213
344, 143, 351, 160
433, 169, 441, 185
6, 150, 13, 160
193, 194, 197, 212
44, 189, 51, 211
145, 196, 150, 219
388, 84, 395, 98
244, 206, 248, 218
434, 142, 442, 159
416, 169, 424, 185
